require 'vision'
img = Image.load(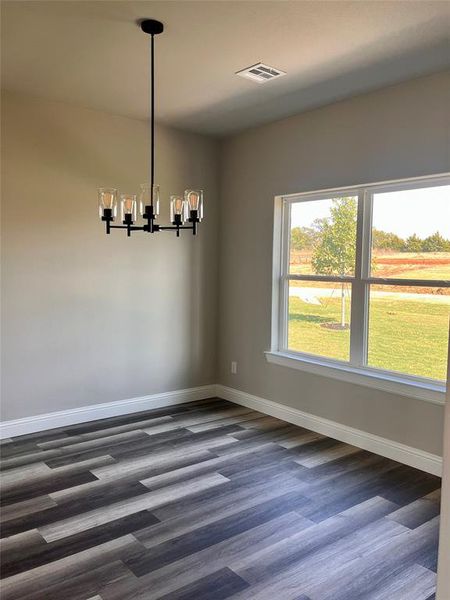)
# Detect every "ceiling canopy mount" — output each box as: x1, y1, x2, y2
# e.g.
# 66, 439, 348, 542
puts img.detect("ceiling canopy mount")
139, 19, 164, 36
